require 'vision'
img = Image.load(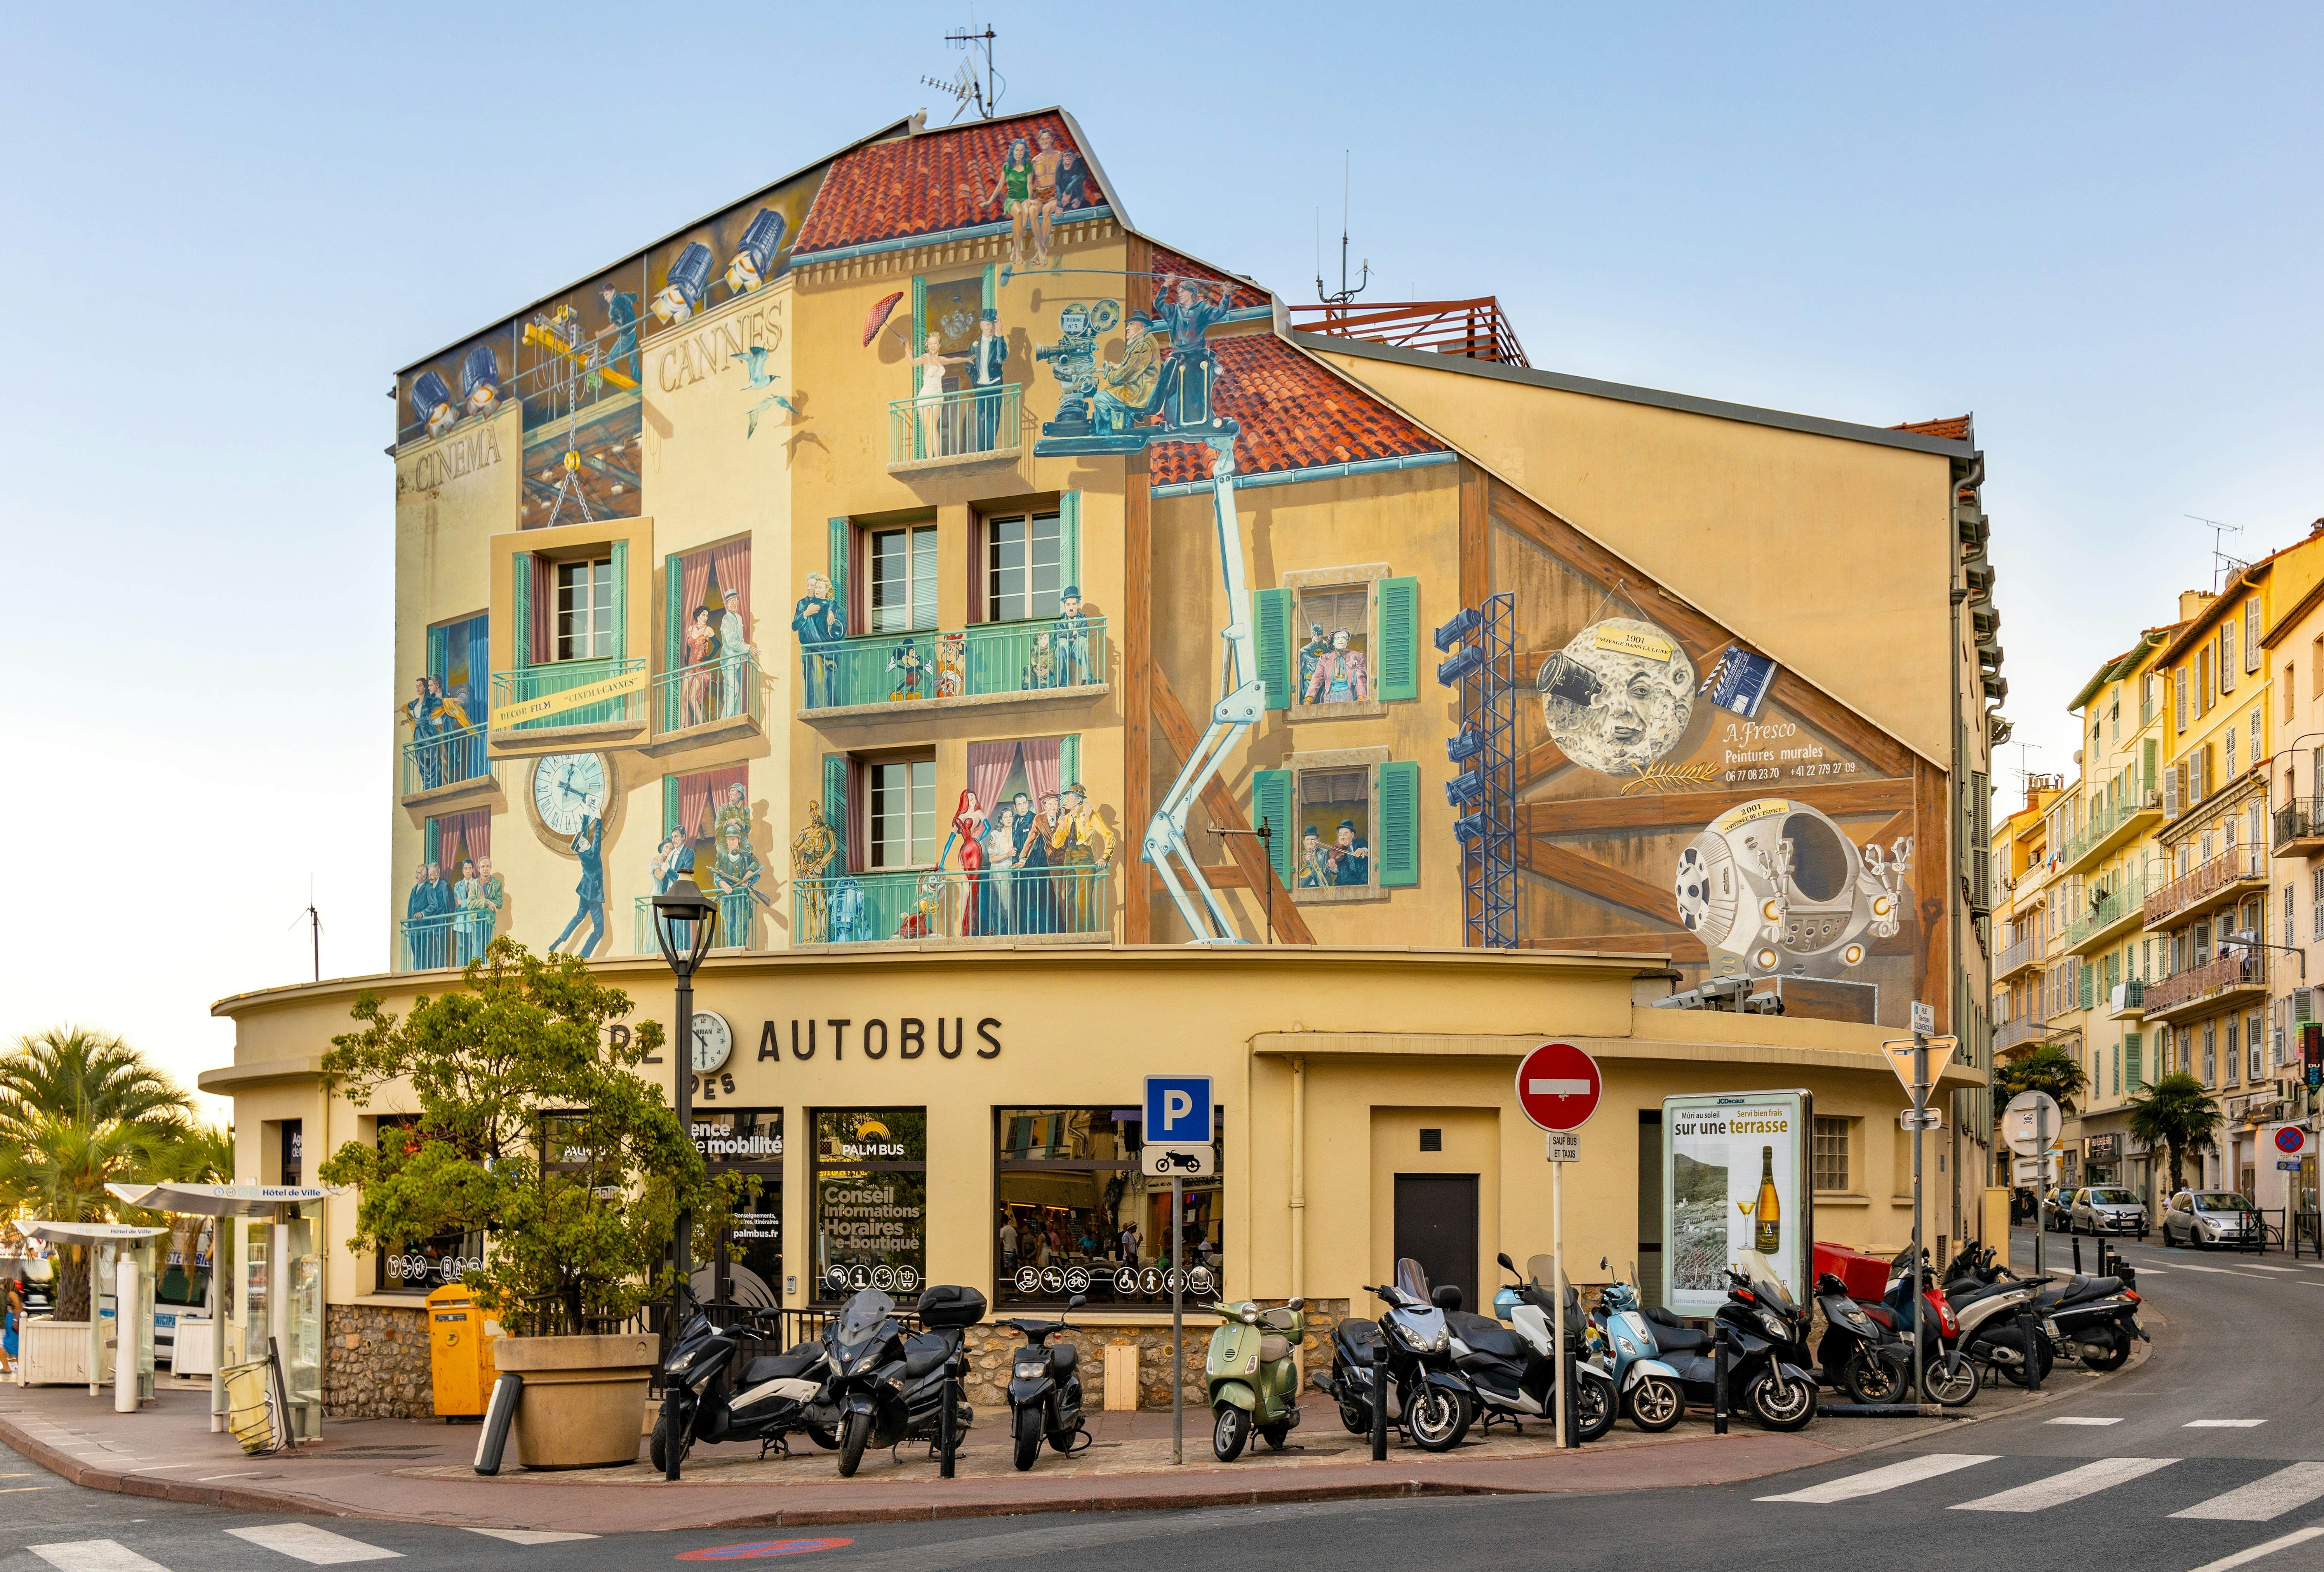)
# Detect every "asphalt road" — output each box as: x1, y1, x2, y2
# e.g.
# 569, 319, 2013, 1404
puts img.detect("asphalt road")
5, 1226, 2320, 1572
